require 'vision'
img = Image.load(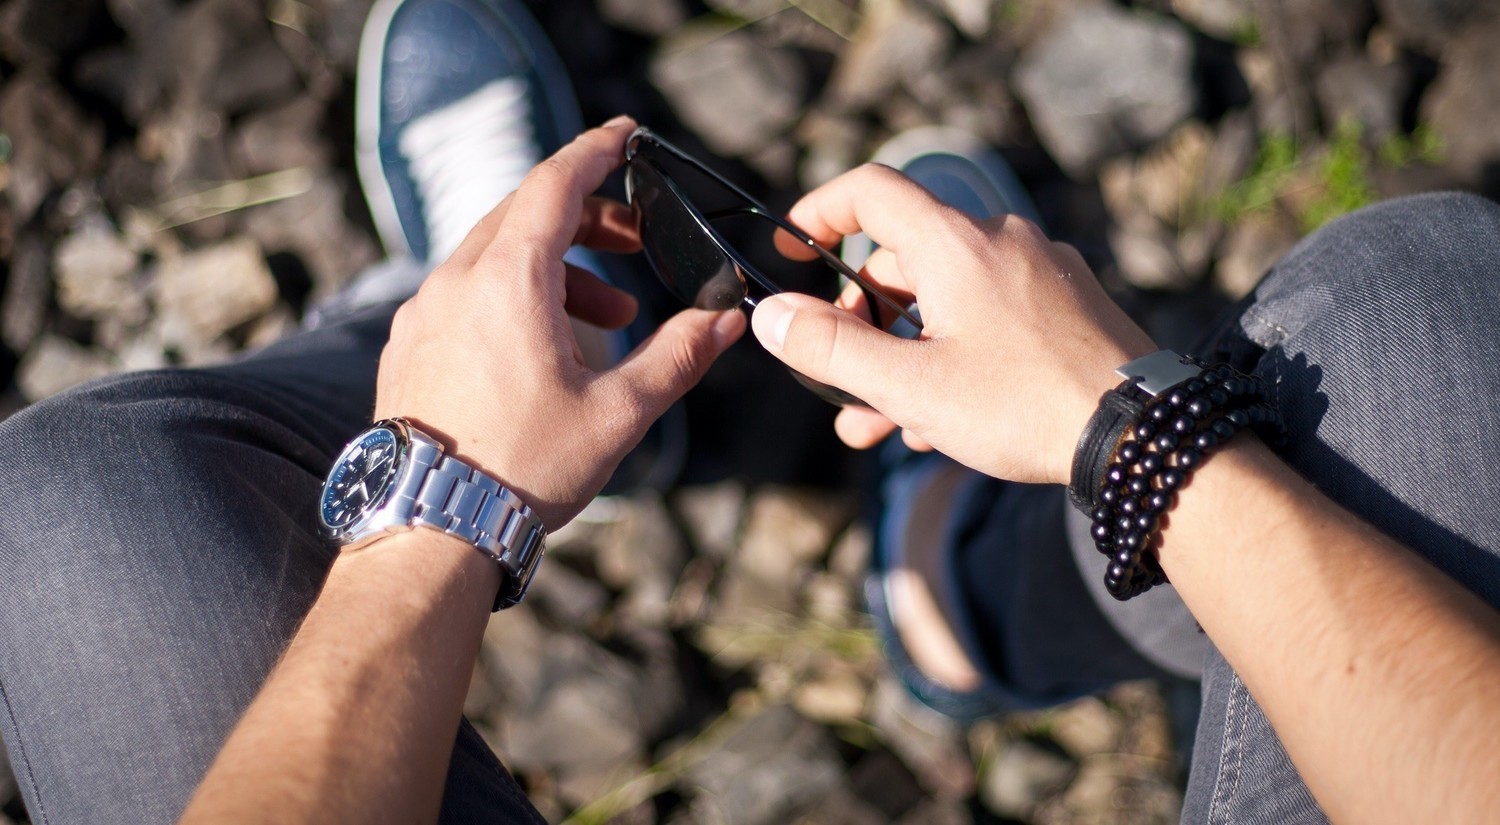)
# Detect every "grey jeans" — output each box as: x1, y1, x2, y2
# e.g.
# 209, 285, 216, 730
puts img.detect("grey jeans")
1, 192, 1497, 823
